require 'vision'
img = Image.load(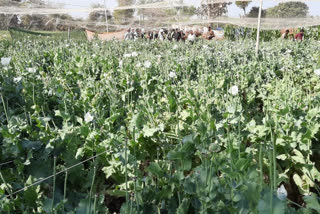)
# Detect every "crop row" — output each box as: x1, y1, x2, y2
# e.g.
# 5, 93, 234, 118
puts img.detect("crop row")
0, 39, 320, 213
